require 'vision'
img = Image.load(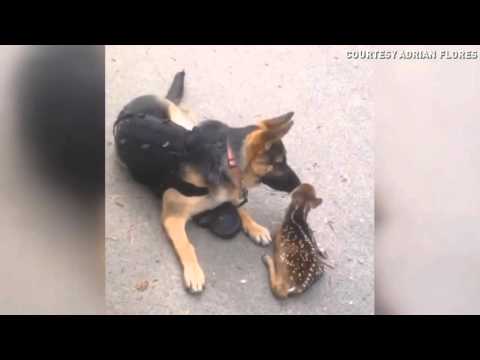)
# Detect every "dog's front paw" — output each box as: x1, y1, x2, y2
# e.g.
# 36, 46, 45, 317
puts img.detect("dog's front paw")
245, 222, 272, 246
183, 264, 206, 294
